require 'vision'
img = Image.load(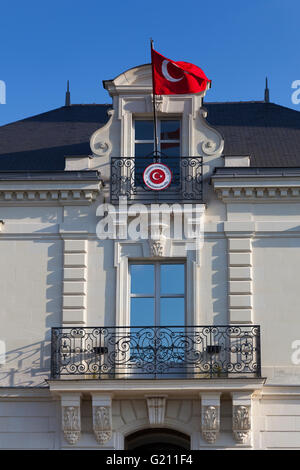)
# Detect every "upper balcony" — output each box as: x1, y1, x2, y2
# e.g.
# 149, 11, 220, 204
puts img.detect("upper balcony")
51, 325, 261, 380
110, 155, 203, 204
